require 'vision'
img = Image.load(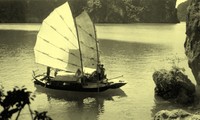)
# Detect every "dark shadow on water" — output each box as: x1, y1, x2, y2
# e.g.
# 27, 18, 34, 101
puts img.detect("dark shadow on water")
151, 85, 200, 118
34, 85, 127, 101
34, 85, 127, 120
151, 95, 184, 118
